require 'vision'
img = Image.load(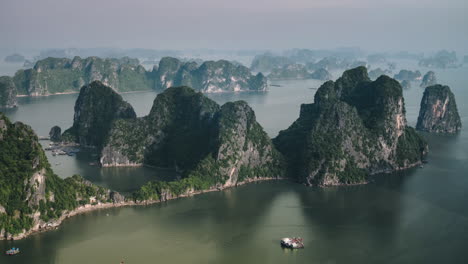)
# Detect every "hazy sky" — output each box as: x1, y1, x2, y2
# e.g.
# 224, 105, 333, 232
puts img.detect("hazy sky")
1, 0, 467, 53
